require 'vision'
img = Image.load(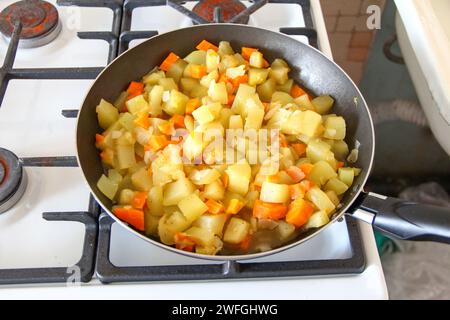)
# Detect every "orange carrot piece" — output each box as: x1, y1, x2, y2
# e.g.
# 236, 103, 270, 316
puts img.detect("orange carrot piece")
127, 81, 144, 95
291, 143, 307, 156
241, 47, 259, 60
134, 113, 150, 129
159, 52, 180, 72
206, 199, 224, 214
291, 84, 307, 98
286, 198, 314, 228
227, 94, 235, 106
226, 199, 244, 214
131, 192, 148, 209
190, 65, 207, 79
262, 58, 270, 68
174, 233, 196, 252
231, 74, 248, 88
299, 180, 314, 192
95, 133, 105, 143
337, 161, 345, 169
253, 200, 287, 220
113, 207, 145, 231
237, 234, 252, 251
218, 73, 228, 83
170, 114, 185, 128
289, 183, 305, 200
286, 166, 306, 183
158, 121, 175, 135
299, 163, 314, 175
185, 98, 201, 115
196, 39, 219, 52
221, 172, 229, 188
279, 134, 288, 148
147, 135, 169, 152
